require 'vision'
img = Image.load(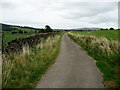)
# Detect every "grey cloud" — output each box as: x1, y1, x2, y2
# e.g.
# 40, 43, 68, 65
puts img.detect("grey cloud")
118, 1, 120, 28
1, 0, 118, 29
1, 2, 16, 8
59, 2, 117, 19
89, 16, 117, 24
